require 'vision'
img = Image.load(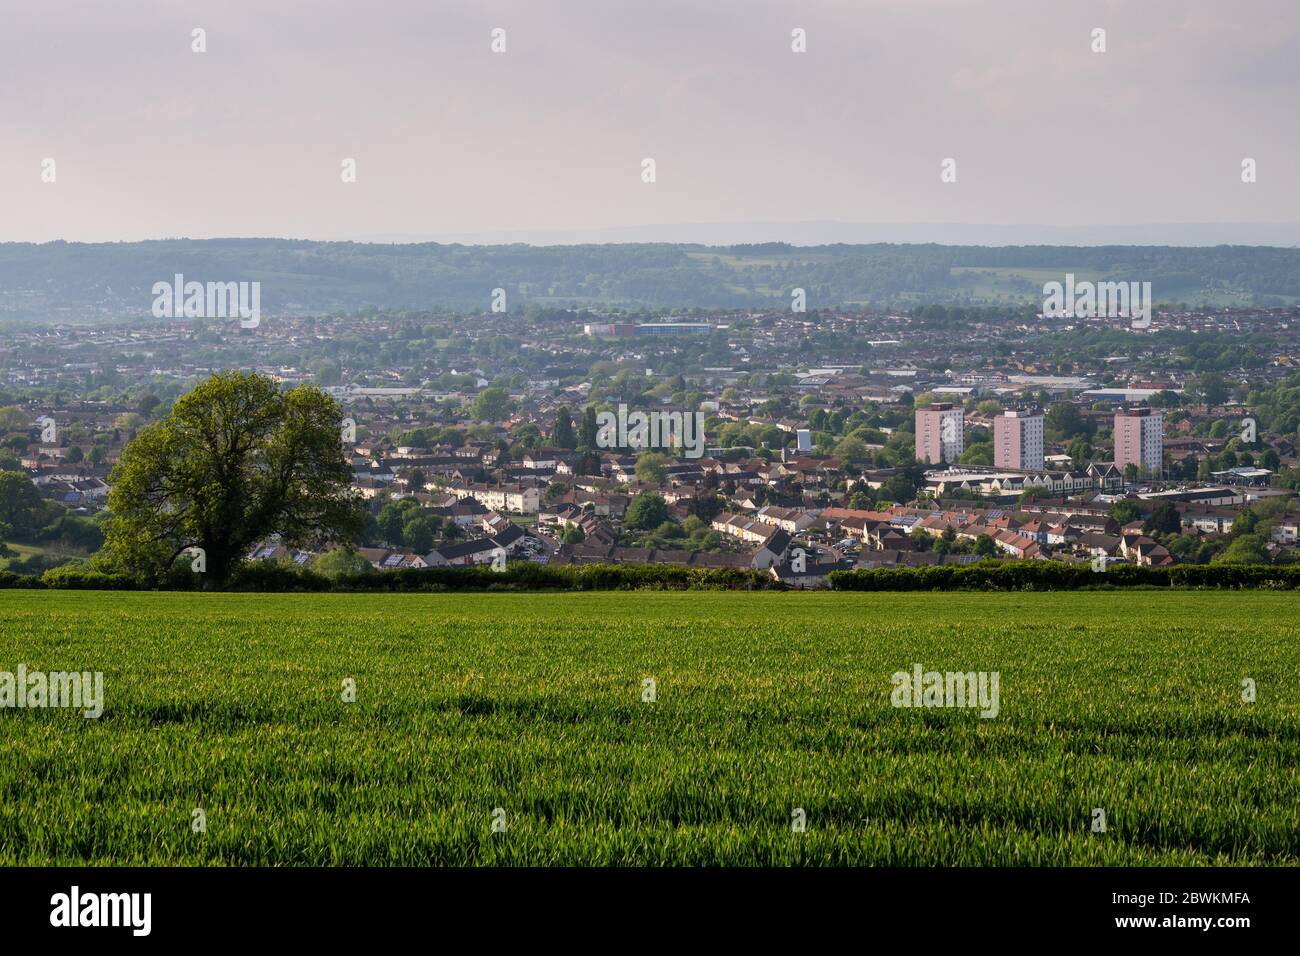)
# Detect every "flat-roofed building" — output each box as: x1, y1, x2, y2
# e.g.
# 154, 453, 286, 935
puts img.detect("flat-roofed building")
1113, 407, 1163, 474
915, 403, 964, 465
994, 410, 1044, 470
